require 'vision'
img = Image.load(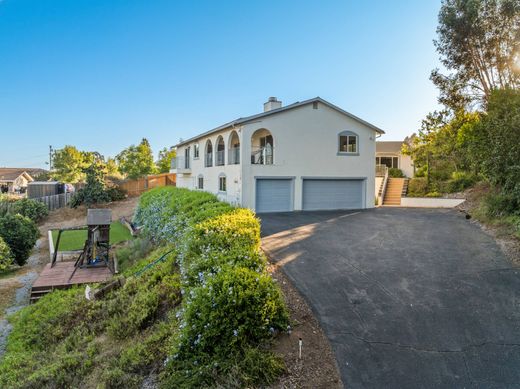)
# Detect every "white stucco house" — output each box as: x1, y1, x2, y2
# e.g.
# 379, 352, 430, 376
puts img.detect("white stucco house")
172, 97, 385, 213
375, 141, 414, 178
